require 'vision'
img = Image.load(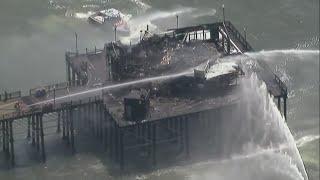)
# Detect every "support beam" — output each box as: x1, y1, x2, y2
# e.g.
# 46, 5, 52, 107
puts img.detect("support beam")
32, 115, 35, 146
66, 55, 71, 83
147, 123, 151, 156
72, 69, 76, 87
2, 121, 5, 151
39, 114, 46, 162
100, 104, 104, 140
284, 96, 287, 121
109, 121, 114, 157
57, 112, 61, 133
66, 109, 70, 145
5, 121, 9, 156
70, 108, 75, 154
9, 120, 14, 166
277, 97, 281, 111
152, 123, 157, 167
227, 38, 231, 54
185, 116, 190, 158
102, 111, 107, 150
119, 128, 124, 170
114, 124, 119, 162
36, 115, 40, 152
62, 110, 66, 139
78, 106, 82, 131
179, 117, 184, 152
27, 117, 31, 138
